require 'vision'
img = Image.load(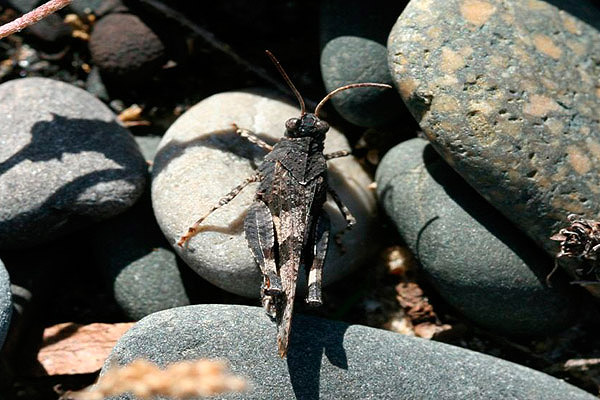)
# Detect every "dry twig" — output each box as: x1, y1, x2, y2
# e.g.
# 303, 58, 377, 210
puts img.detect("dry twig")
0, 0, 72, 40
